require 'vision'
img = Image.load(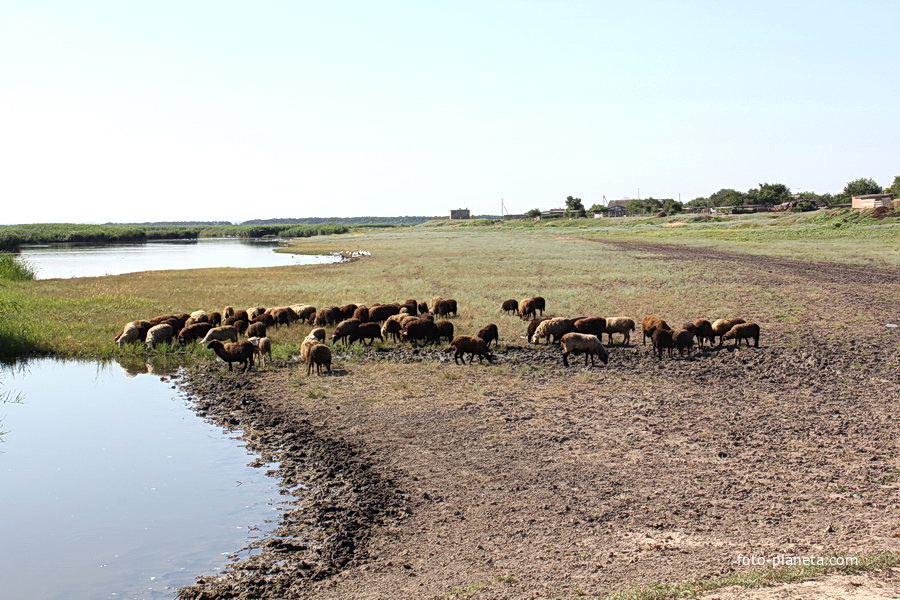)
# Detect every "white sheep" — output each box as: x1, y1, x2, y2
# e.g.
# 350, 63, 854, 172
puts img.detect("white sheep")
115, 322, 143, 346
189, 309, 207, 320
300, 328, 326, 362
603, 317, 635, 345
145, 324, 175, 348
711, 318, 746, 345
248, 336, 272, 366
199, 325, 239, 345
560, 332, 609, 367
531, 317, 574, 344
